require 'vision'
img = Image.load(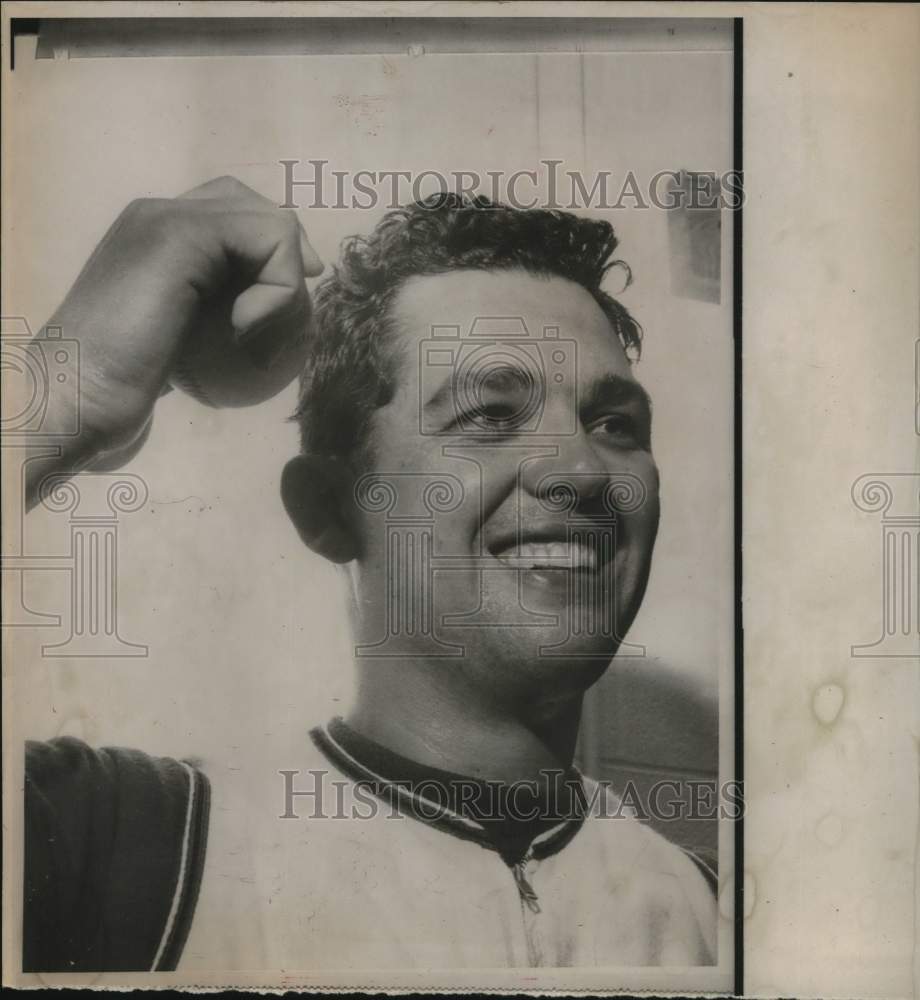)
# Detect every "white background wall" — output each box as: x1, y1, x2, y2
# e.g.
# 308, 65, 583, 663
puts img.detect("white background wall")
4, 28, 733, 768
